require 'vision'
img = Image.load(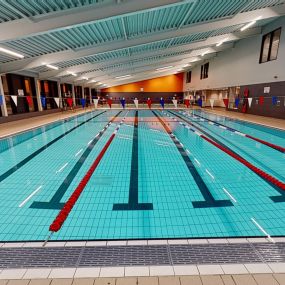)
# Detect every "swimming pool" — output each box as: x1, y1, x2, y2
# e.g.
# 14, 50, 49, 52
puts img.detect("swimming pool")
0, 109, 284, 241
